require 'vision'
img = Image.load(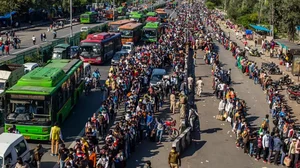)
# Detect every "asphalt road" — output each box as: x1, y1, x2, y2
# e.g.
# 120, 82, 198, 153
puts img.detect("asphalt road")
177, 38, 279, 168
